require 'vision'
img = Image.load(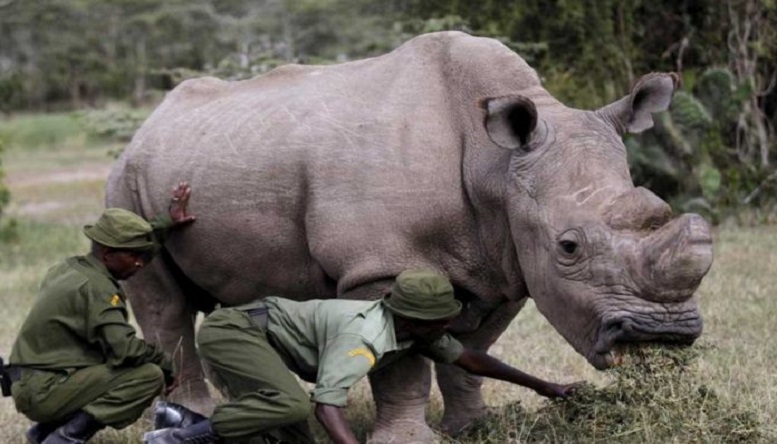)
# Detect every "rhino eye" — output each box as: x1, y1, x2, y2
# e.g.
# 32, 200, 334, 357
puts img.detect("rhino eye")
556, 229, 584, 262
559, 240, 578, 255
